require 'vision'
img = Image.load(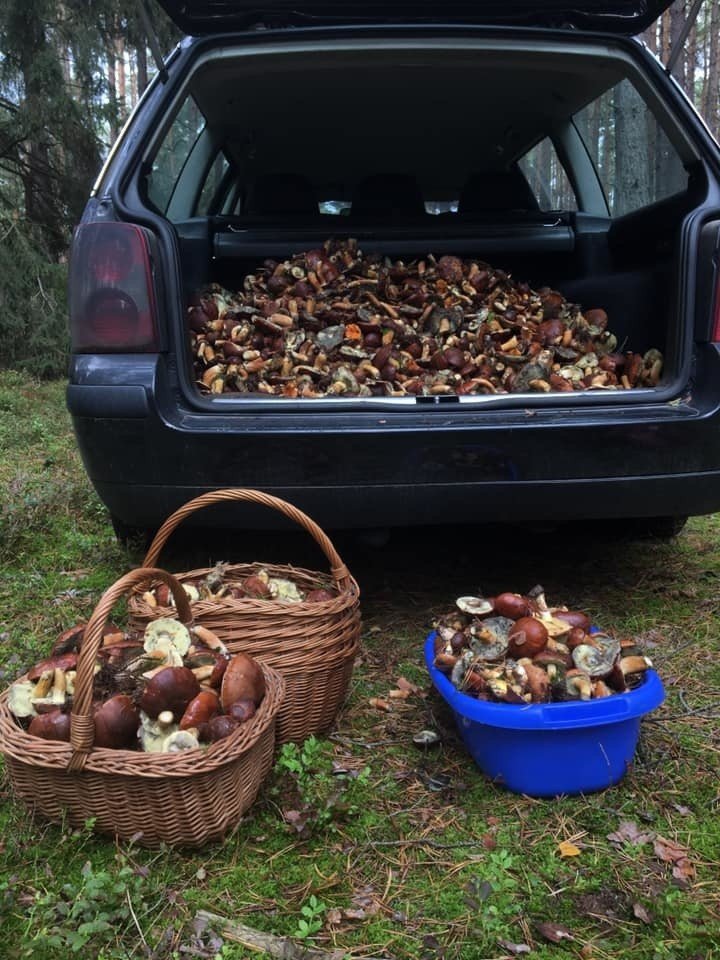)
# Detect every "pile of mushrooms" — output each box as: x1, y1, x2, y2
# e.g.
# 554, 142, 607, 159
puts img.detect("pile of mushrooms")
190, 239, 663, 398
142, 564, 336, 608
433, 586, 652, 703
8, 618, 266, 751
